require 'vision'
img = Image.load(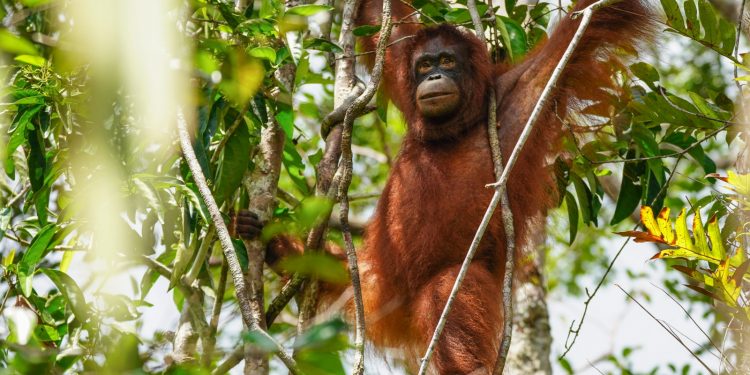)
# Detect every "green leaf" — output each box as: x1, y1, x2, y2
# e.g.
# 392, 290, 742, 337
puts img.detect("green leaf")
283, 142, 310, 195
286, 4, 333, 16
445, 9, 472, 23
630, 62, 660, 89
232, 238, 249, 271
353, 25, 381, 37
719, 18, 737, 55
0, 29, 38, 55
684, 0, 699, 38
571, 174, 592, 225
565, 191, 579, 244
698, 0, 718, 45
41, 269, 89, 322
610, 163, 643, 225
296, 197, 334, 230
170, 242, 192, 288
248, 46, 276, 62
279, 253, 347, 284
495, 16, 515, 62
14, 54, 46, 67
20, 0, 53, 6
214, 117, 251, 206
660, 0, 685, 30
500, 17, 528, 58
18, 225, 56, 295
303, 38, 343, 53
